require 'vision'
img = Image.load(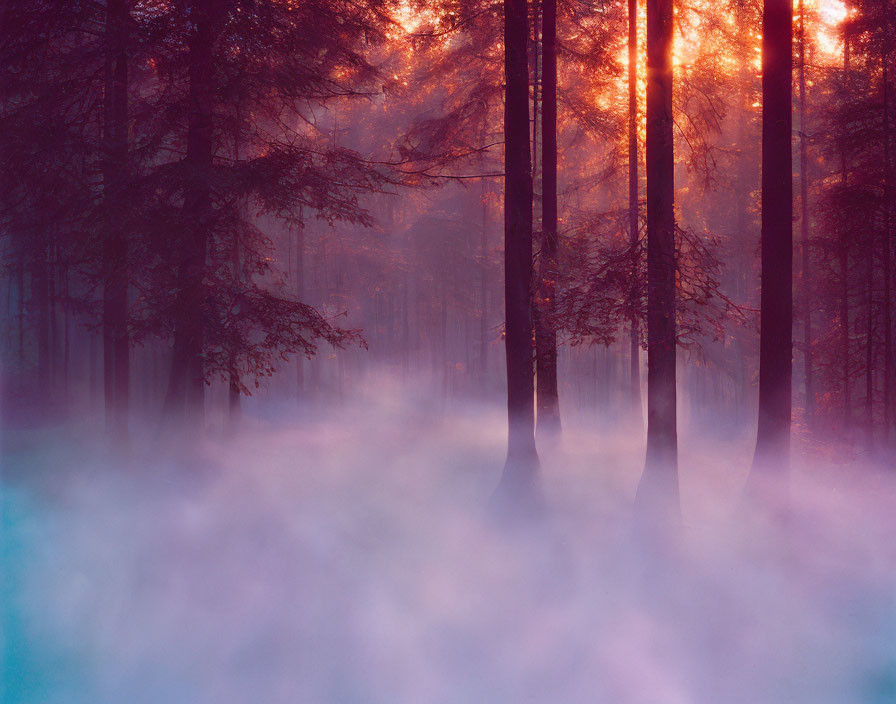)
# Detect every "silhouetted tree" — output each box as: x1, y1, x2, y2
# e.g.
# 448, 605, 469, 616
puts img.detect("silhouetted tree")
497, 0, 539, 498
535, 0, 561, 441
635, 0, 680, 518
749, 0, 793, 480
